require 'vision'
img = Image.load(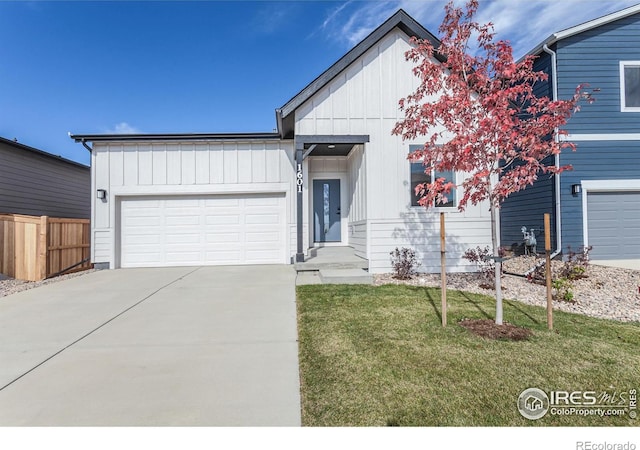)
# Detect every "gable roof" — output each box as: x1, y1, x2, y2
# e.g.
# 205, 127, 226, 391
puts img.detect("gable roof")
276, 9, 442, 138
524, 3, 640, 57
0, 136, 88, 169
